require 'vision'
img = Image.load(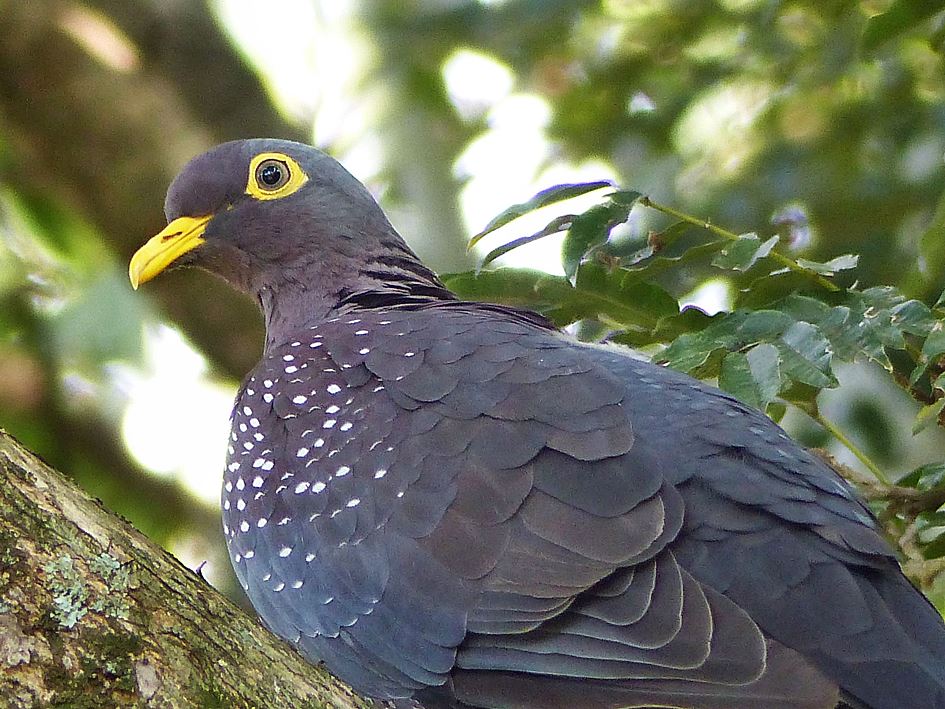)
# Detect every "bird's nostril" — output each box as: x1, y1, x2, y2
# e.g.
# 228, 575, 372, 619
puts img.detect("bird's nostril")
161, 231, 182, 242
